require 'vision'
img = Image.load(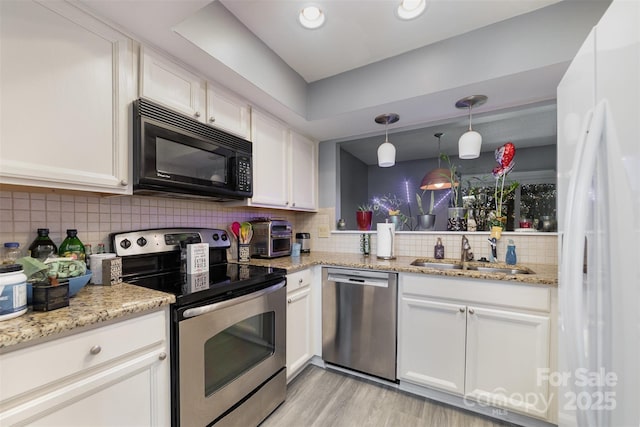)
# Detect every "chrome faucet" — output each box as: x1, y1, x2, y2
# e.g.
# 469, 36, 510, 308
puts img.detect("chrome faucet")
461, 235, 474, 262
488, 237, 498, 262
